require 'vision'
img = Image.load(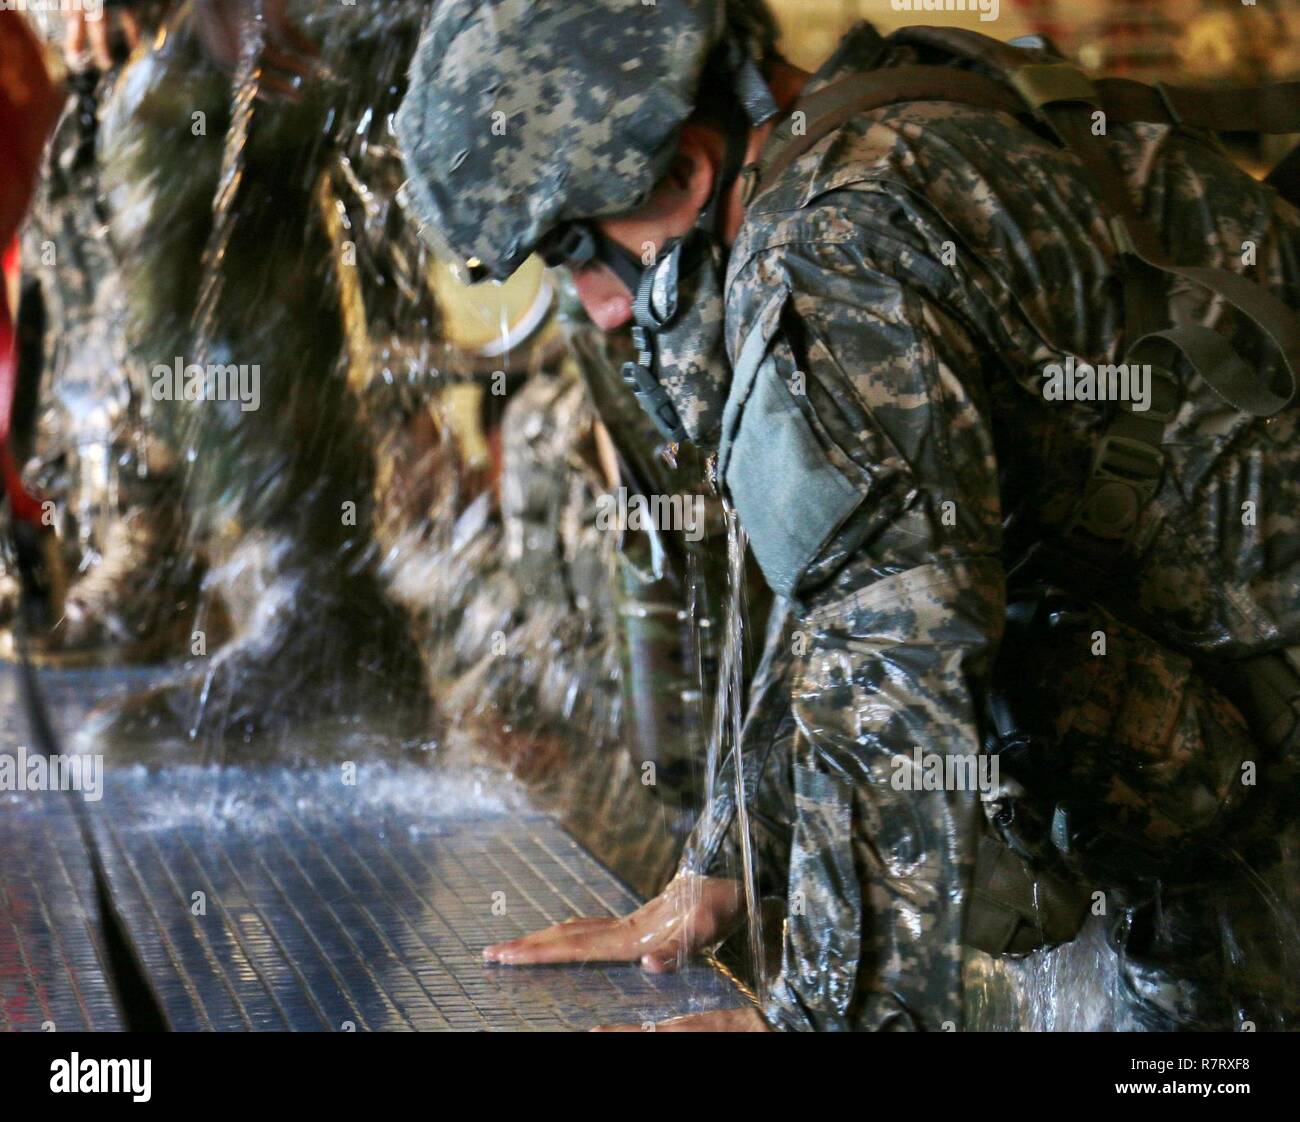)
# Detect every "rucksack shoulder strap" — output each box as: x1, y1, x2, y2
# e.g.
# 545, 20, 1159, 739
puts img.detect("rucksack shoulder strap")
740, 64, 1022, 203
744, 26, 1300, 564
746, 64, 1300, 206
893, 24, 1300, 134
748, 29, 1300, 420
